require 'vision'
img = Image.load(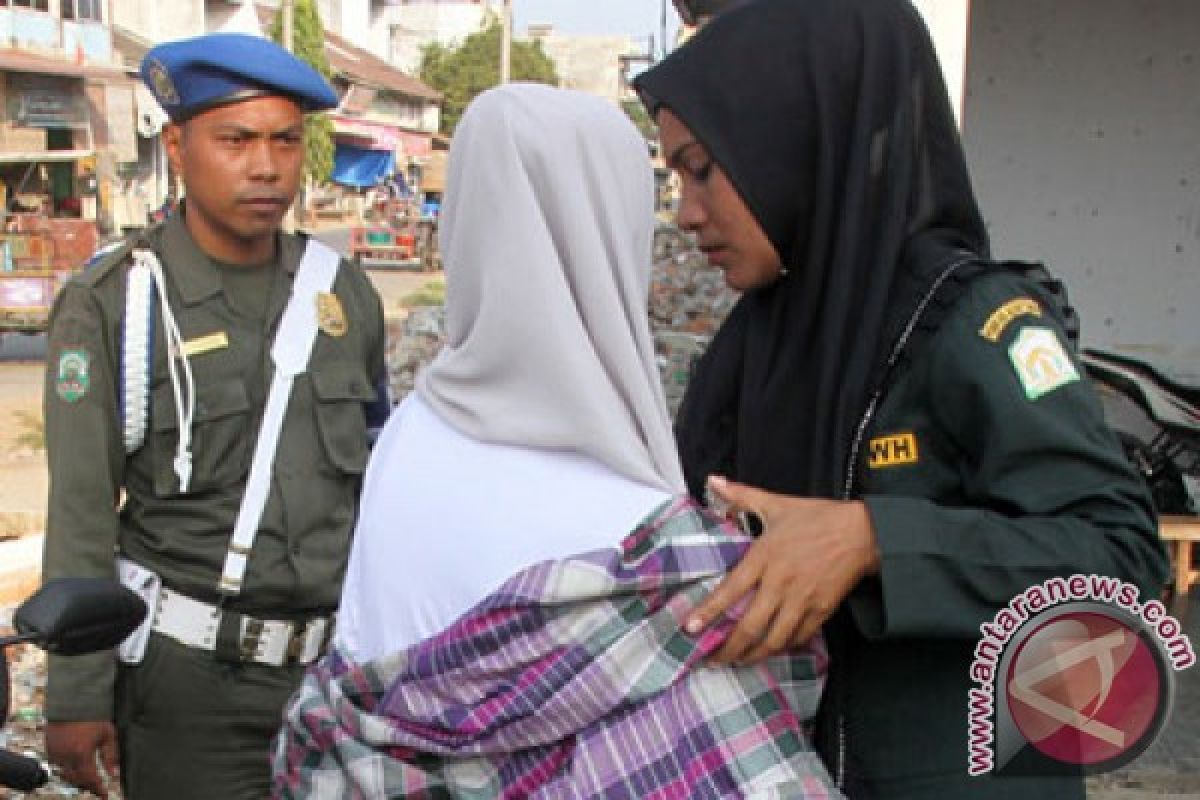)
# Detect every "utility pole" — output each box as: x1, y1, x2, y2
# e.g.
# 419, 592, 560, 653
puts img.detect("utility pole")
660, 0, 668, 58
500, 0, 512, 83
282, 0, 295, 52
